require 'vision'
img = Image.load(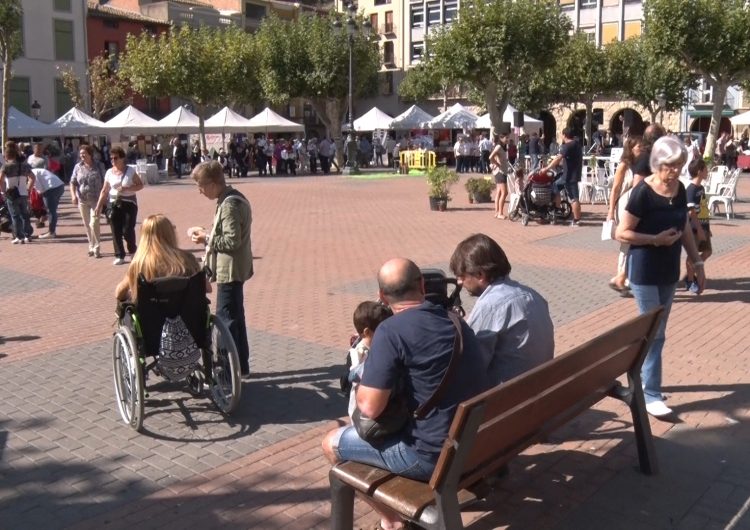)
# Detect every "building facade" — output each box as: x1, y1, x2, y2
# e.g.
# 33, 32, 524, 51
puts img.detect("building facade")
352, 0, 746, 140
86, 1, 172, 119
6, 0, 90, 122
